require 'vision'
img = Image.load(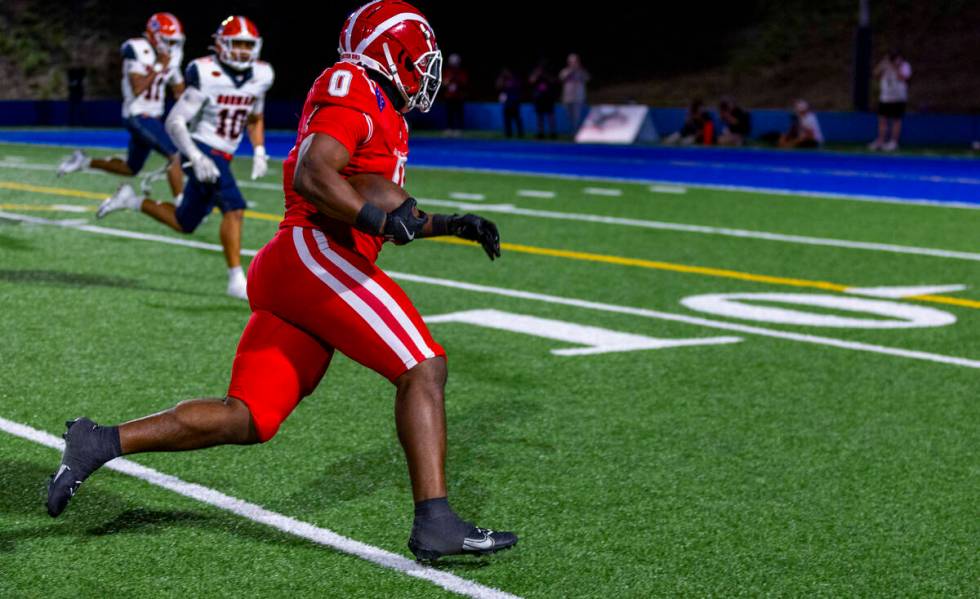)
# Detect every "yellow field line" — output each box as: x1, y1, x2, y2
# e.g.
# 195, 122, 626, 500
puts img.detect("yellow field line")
0, 181, 107, 200
428, 238, 980, 310
0, 203, 94, 212
3, 180, 978, 310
